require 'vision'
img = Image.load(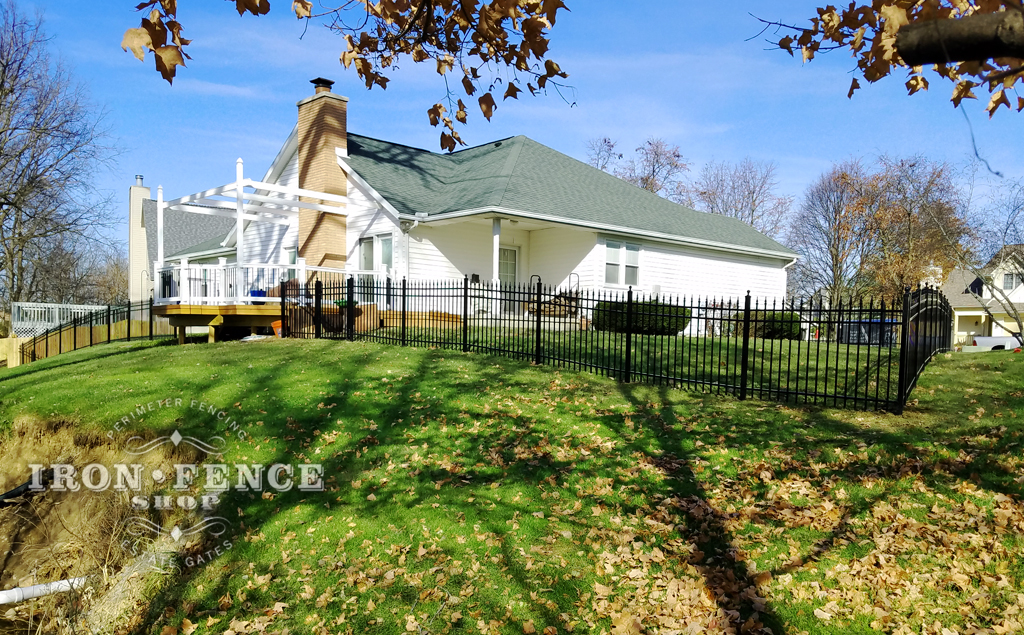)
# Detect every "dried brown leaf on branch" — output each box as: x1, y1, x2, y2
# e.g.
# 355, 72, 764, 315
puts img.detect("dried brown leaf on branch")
770, 2, 1024, 116
121, 0, 571, 149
